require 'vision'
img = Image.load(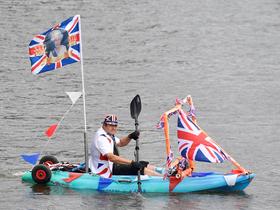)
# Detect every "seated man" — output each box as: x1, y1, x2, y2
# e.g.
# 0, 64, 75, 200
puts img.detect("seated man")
89, 114, 161, 178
